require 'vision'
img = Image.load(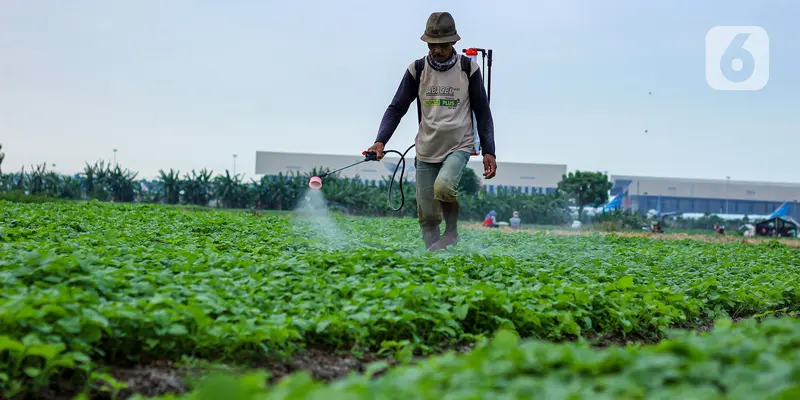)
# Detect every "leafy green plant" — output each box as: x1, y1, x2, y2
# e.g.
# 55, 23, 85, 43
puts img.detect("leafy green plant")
145, 317, 800, 399
0, 190, 62, 204
3, 201, 800, 397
